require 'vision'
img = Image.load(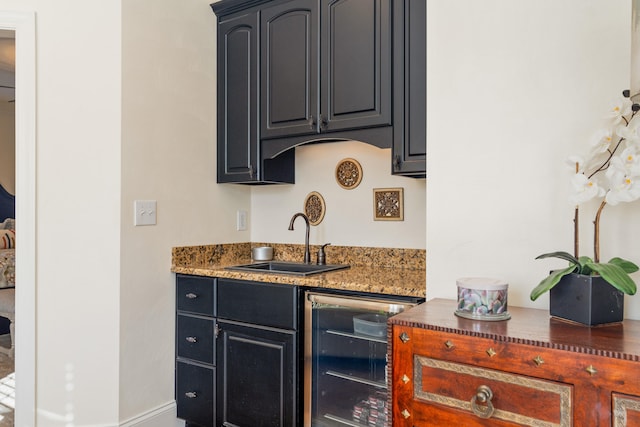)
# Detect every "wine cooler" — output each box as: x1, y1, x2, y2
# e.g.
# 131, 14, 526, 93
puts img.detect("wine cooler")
304, 291, 422, 426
